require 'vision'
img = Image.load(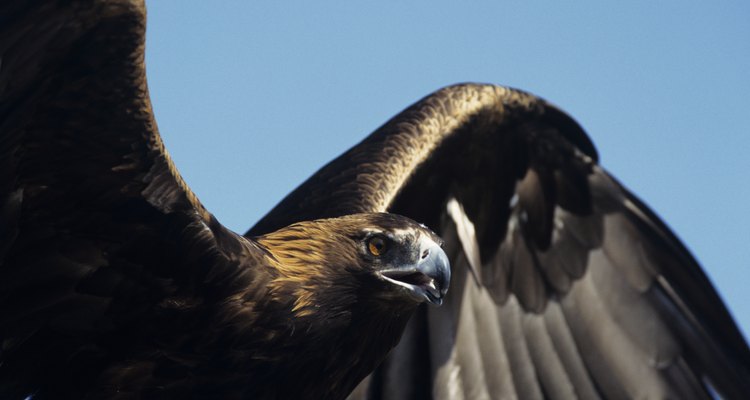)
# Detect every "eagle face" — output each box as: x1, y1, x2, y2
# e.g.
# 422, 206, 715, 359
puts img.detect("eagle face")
361, 225, 450, 306
257, 213, 450, 317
